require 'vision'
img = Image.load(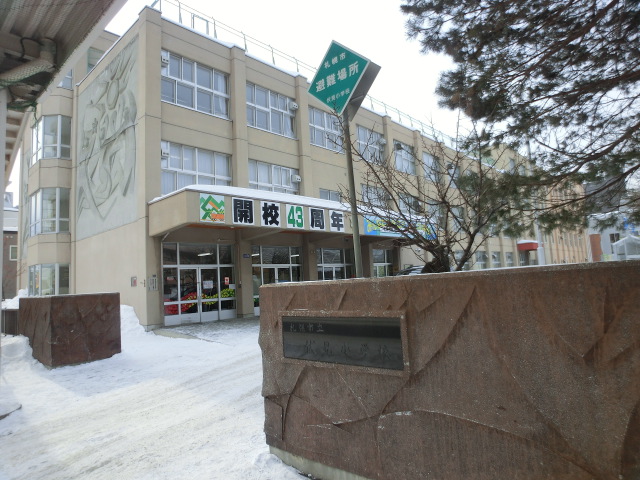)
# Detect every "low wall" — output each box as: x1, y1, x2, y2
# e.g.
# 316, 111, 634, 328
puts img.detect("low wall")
259, 261, 640, 480
18, 293, 121, 367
